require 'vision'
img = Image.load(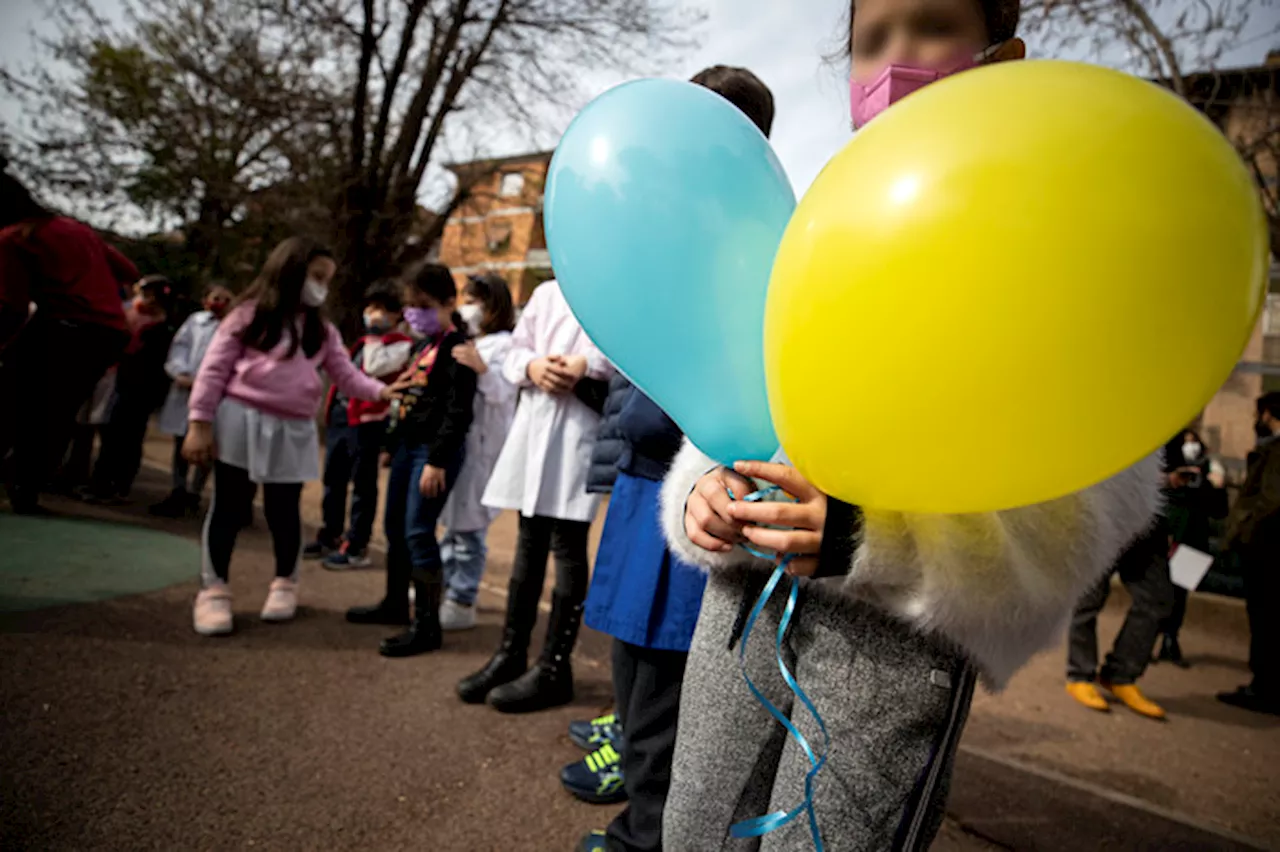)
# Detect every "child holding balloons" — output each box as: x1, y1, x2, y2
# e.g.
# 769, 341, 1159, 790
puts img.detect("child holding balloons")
655, 2, 1168, 850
